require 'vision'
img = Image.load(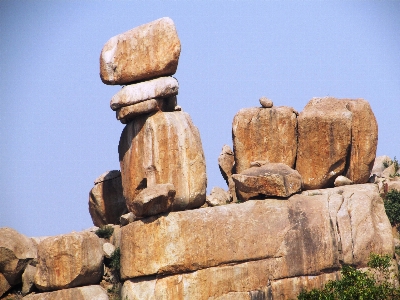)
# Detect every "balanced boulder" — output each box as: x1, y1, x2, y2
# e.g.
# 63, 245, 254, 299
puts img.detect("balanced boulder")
34, 231, 103, 291
119, 111, 207, 211
232, 163, 302, 200
0, 227, 37, 287
206, 187, 231, 206
88, 170, 128, 227
218, 145, 237, 202
232, 106, 297, 174
100, 17, 181, 85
